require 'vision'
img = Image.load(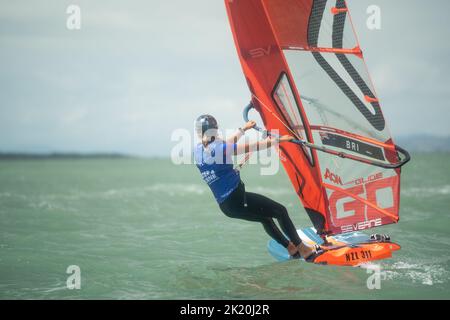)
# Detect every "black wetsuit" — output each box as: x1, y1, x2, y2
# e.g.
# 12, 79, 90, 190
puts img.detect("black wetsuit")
219, 182, 302, 248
